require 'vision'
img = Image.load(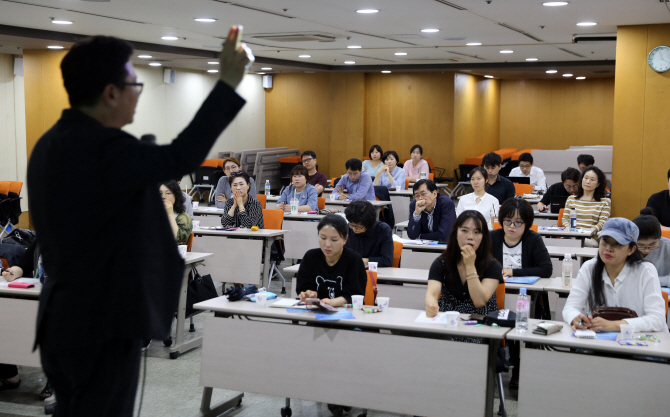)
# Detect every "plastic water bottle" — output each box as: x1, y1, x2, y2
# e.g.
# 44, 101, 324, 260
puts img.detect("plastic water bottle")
562, 254, 573, 288
264, 180, 270, 196
569, 207, 577, 229
515, 288, 530, 333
